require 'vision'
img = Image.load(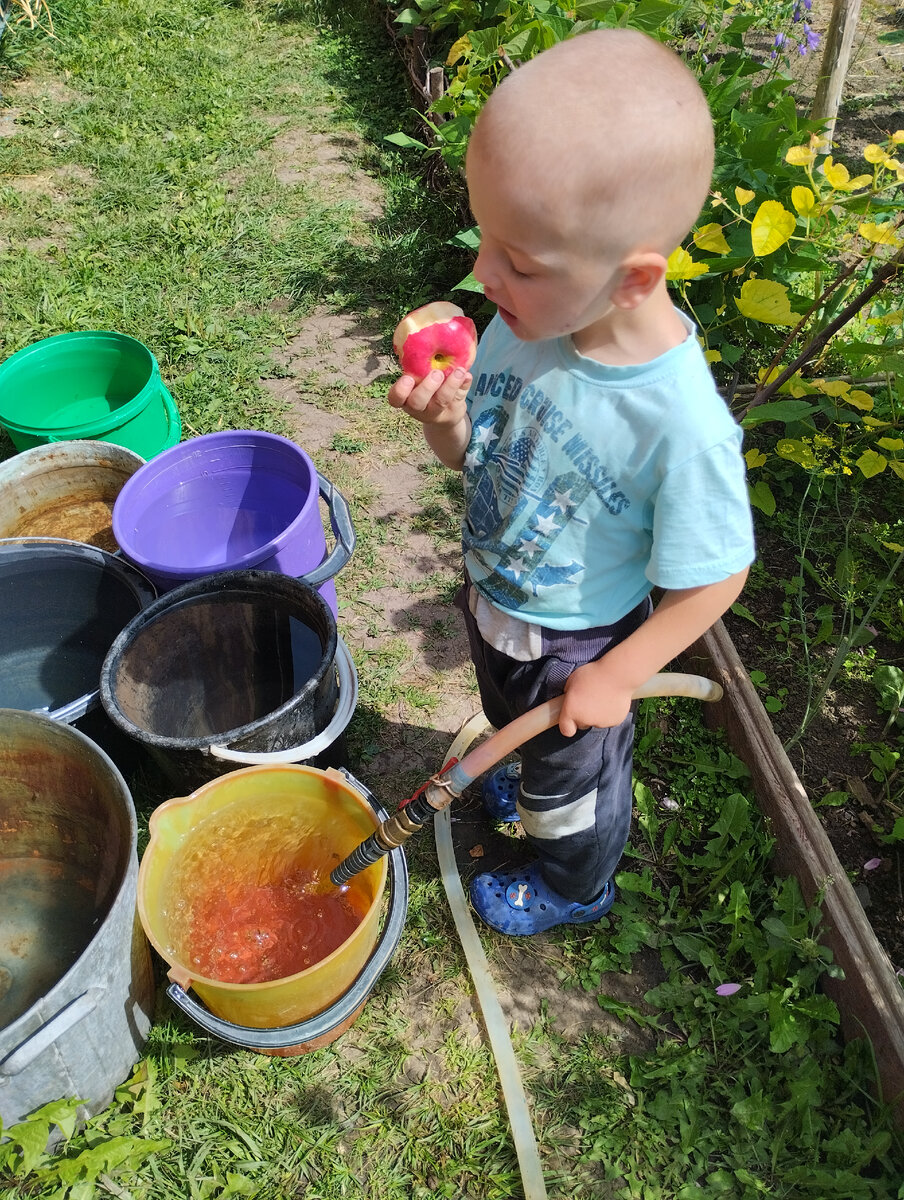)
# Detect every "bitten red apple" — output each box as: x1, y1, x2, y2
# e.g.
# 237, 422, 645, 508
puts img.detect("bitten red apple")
392, 302, 477, 382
